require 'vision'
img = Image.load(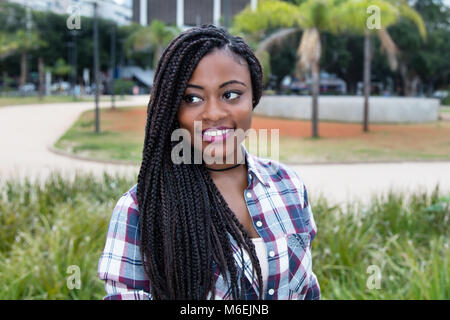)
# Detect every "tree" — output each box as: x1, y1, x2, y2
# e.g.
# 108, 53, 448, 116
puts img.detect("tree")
13, 29, 47, 88
0, 32, 19, 60
0, 2, 135, 92
233, 0, 341, 138
388, 0, 449, 96
48, 58, 73, 93
335, 0, 426, 132
126, 20, 180, 69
